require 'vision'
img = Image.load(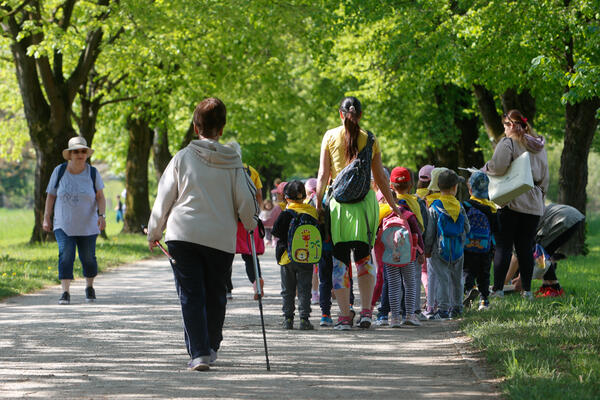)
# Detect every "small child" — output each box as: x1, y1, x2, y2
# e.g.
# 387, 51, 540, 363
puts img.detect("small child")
424, 169, 470, 320
462, 171, 498, 311
304, 178, 320, 305
424, 167, 446, 317
272, 180, 319, 330
259, 199, 276, 245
